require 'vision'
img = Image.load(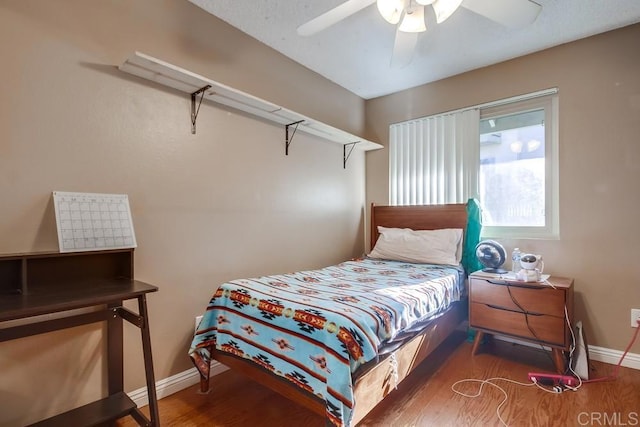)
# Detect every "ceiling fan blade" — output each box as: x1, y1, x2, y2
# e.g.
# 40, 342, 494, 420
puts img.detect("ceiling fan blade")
461, 0, 541, 29
391, 30, 418, 68
297, 0, 376, 36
